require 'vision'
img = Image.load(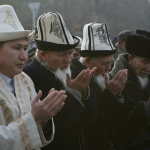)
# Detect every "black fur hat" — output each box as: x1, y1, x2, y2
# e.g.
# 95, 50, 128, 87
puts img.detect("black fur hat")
126, 34, 150, 60
136, 29, 150, 38
118, 30, 133, 43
